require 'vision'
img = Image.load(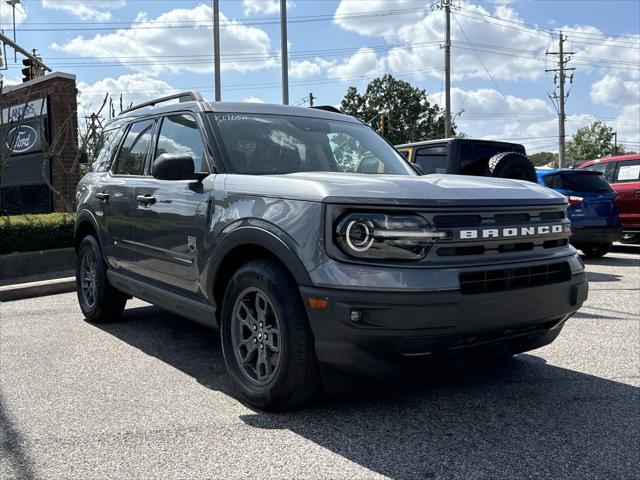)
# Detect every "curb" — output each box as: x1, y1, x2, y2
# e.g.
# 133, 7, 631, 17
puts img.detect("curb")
0, 248, 75, 282
0, 277, 76, 302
